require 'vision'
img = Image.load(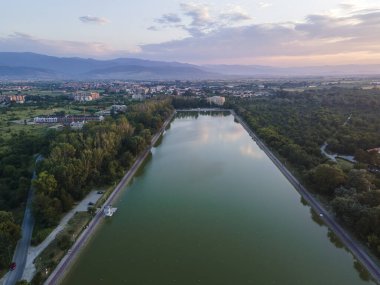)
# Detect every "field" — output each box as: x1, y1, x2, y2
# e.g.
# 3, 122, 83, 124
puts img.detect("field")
0, 103, 91, 141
